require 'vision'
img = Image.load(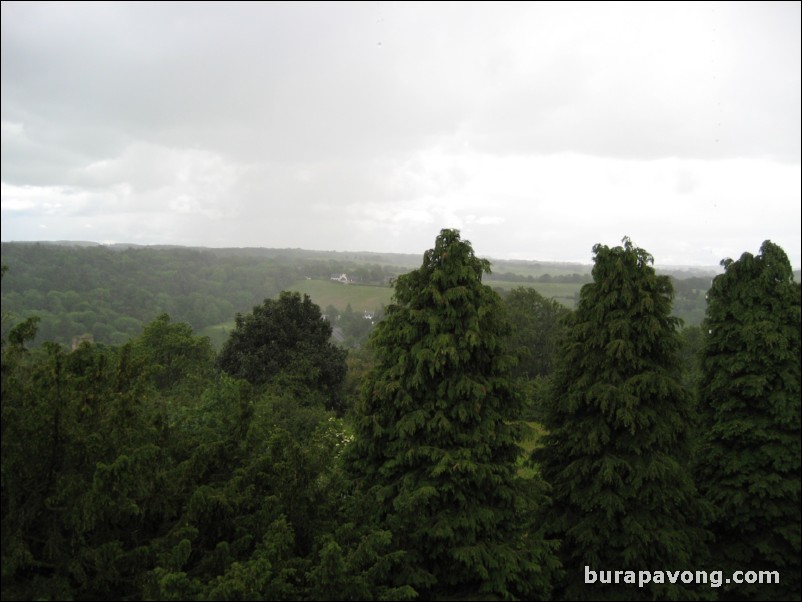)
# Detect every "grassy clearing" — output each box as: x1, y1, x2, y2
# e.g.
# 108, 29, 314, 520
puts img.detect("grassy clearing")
199, 321, 235, 349
287, 279, 395, 312
517, 421, 547, 479
198, 279, 582, 349
487, 281, 583, 307
198, 280, 394, 348
489, 260, 592, 279
289, 278, 582, 312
